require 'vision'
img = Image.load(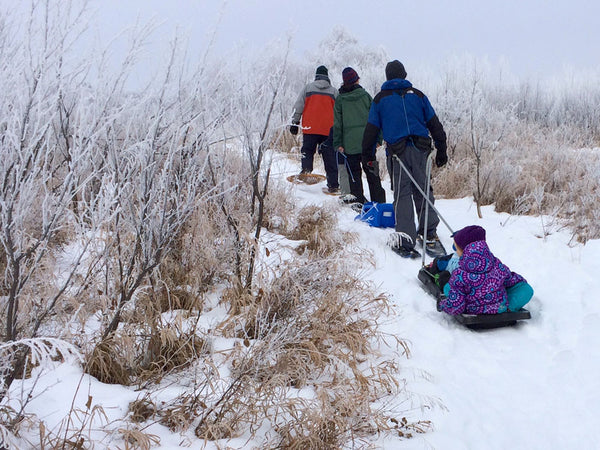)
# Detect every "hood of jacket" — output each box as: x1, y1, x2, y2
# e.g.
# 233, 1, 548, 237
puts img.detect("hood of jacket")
381, 78, 412, 91
458, 240, 495, 274
313, 76, 331, 89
